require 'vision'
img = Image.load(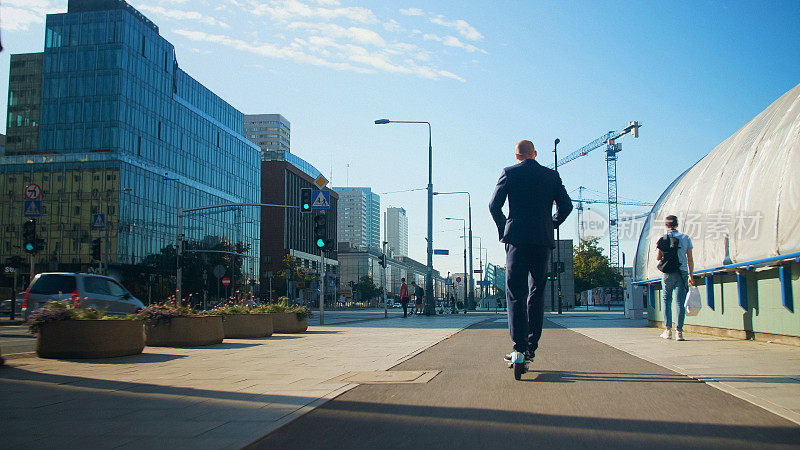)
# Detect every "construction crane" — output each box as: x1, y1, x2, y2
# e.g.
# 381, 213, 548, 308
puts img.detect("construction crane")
573, 186, 653, 242
548, 121, 642, 267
